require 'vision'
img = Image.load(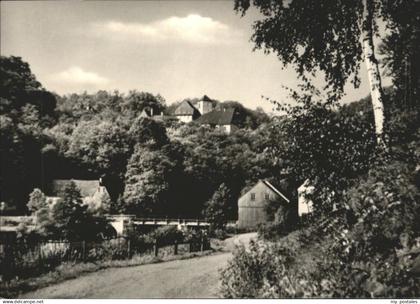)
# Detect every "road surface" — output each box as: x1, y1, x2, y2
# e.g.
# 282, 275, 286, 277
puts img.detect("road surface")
21, 233, 256, 299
